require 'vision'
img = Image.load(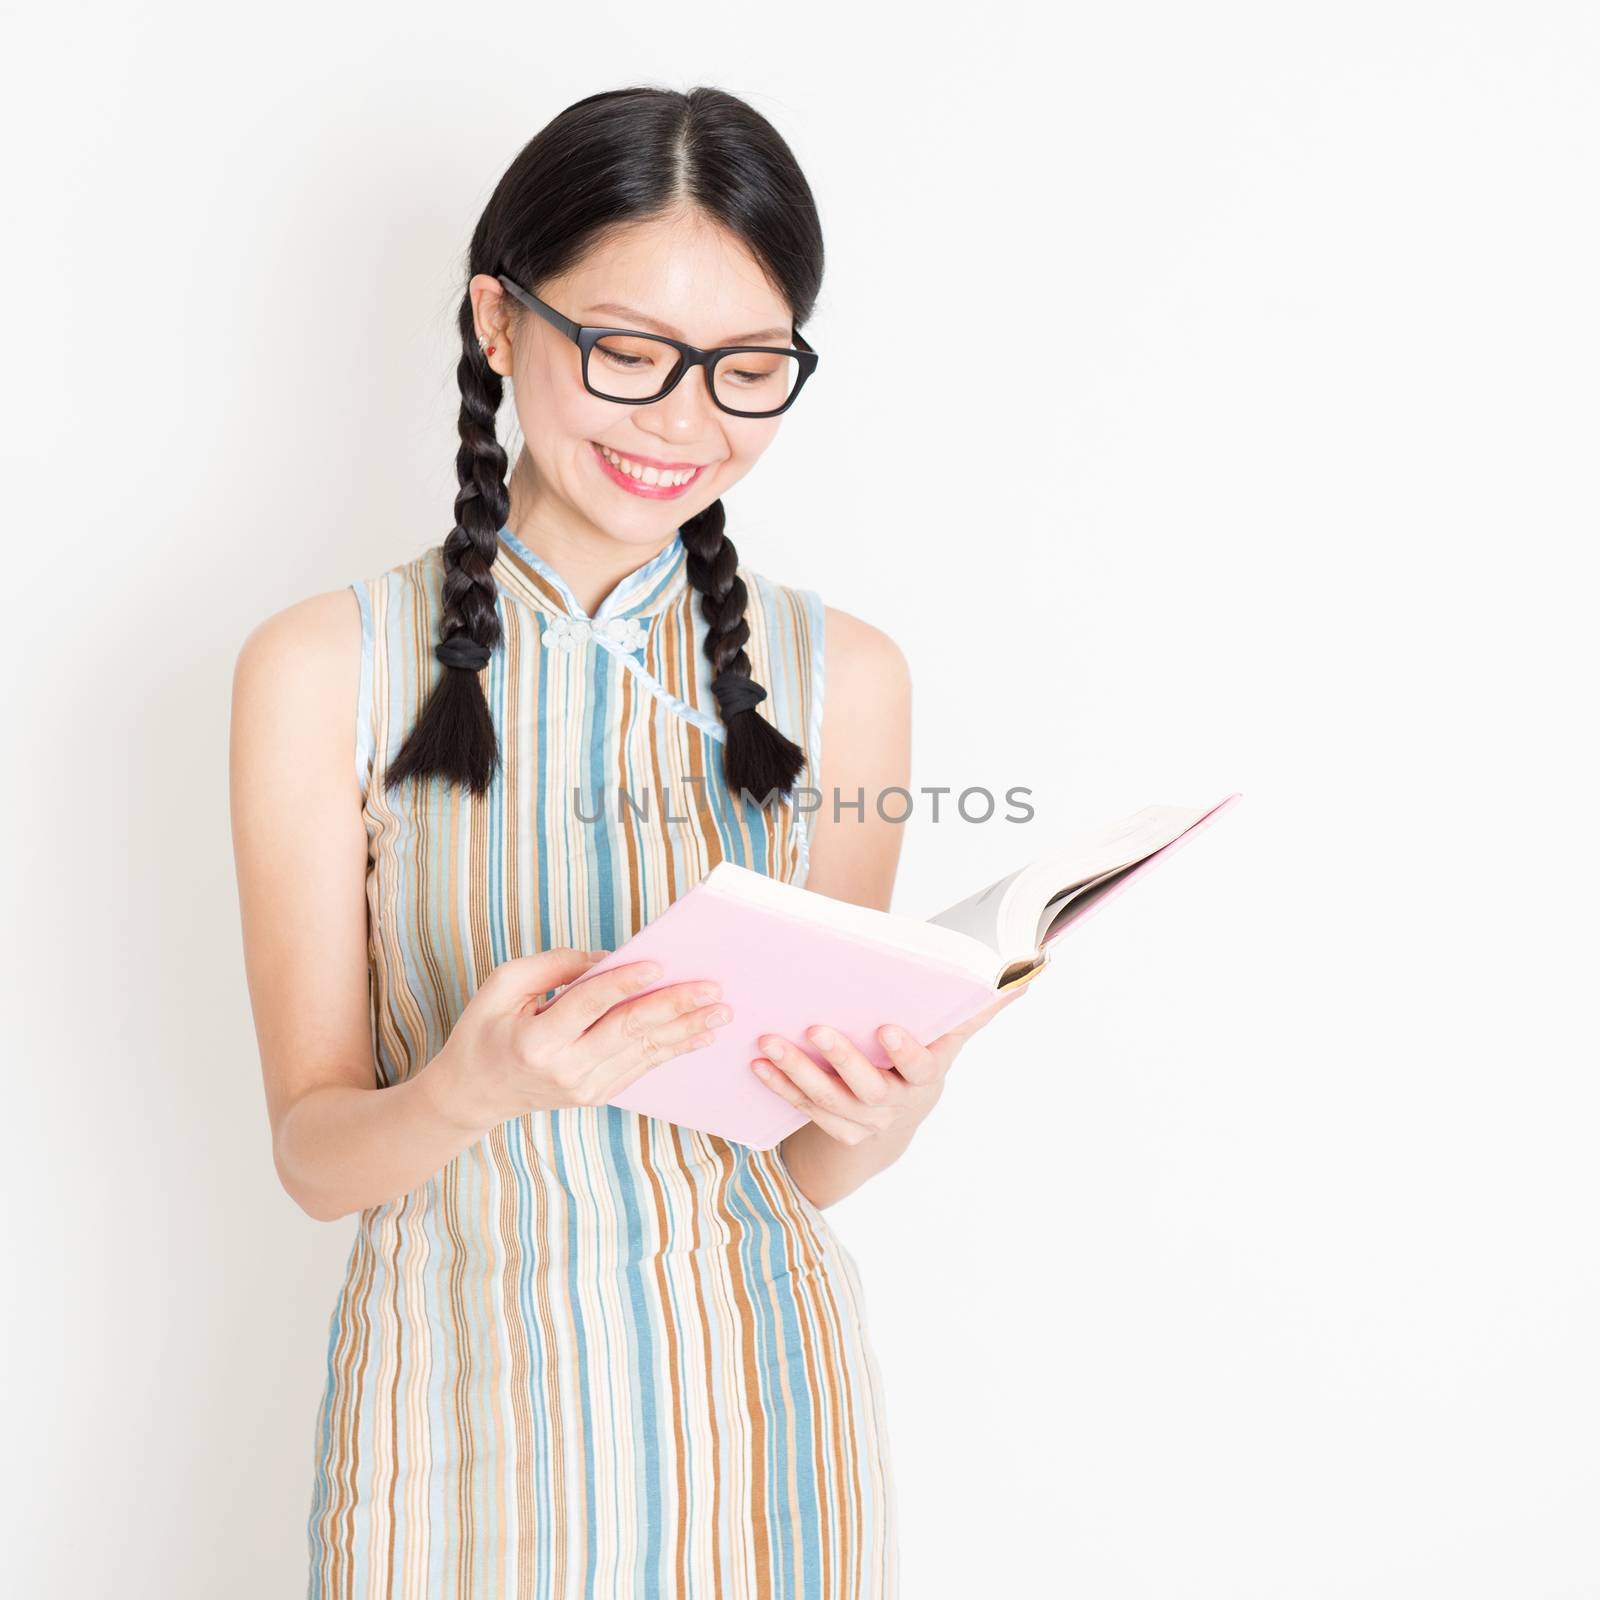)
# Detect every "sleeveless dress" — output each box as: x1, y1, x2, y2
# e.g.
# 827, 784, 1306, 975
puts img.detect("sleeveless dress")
307, 524, 900, 1599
